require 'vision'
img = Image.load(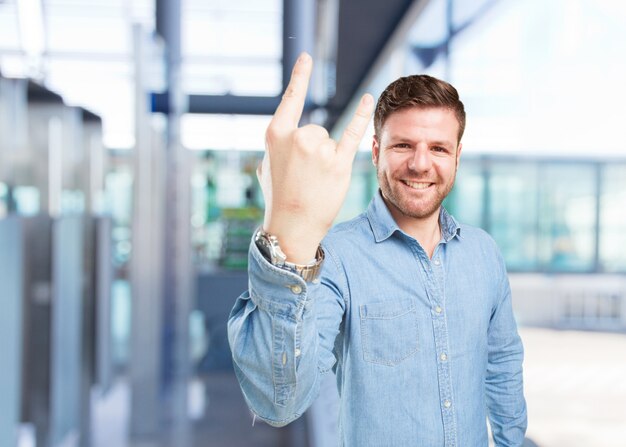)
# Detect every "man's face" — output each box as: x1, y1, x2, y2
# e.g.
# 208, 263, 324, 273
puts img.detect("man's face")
372, 106, 462, 223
